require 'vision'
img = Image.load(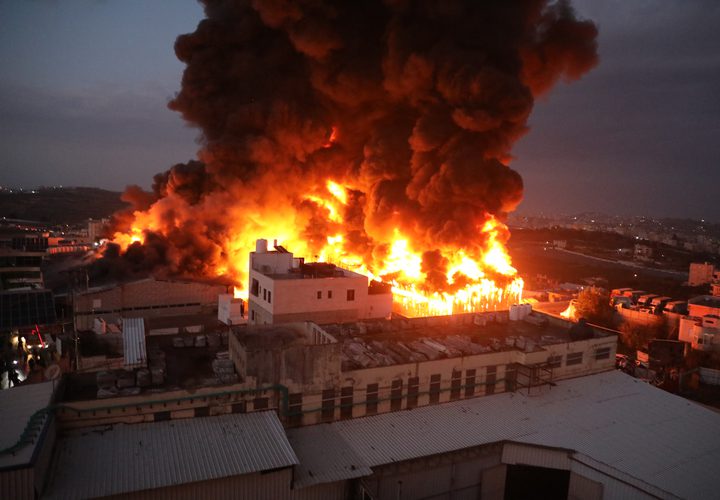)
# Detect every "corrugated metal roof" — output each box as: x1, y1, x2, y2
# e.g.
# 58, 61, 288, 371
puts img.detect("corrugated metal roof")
122, 317, 146, 368
45, 411, 299, 499
330, 370, 720, 500
0, 381, 55, 470
287, 424, 372, 488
